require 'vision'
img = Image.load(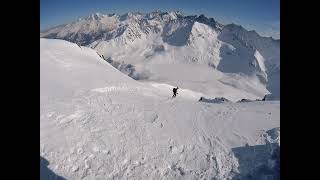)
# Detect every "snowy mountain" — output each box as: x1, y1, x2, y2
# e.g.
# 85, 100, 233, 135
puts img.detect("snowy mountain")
41, 11, 280, 100
41, 38, 279, 179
